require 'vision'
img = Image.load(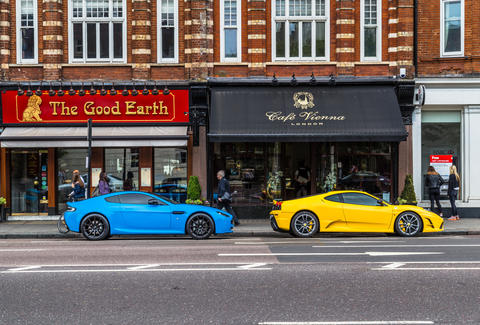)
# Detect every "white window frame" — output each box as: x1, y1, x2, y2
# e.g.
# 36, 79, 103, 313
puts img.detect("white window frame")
157, 0, 179, 63
16, 0, 38, 64
271, 0, 330, 62
440, 0, 464, 57
68, 0, 127, 63
220, 0, 242, 62
360, 0, 382, 61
